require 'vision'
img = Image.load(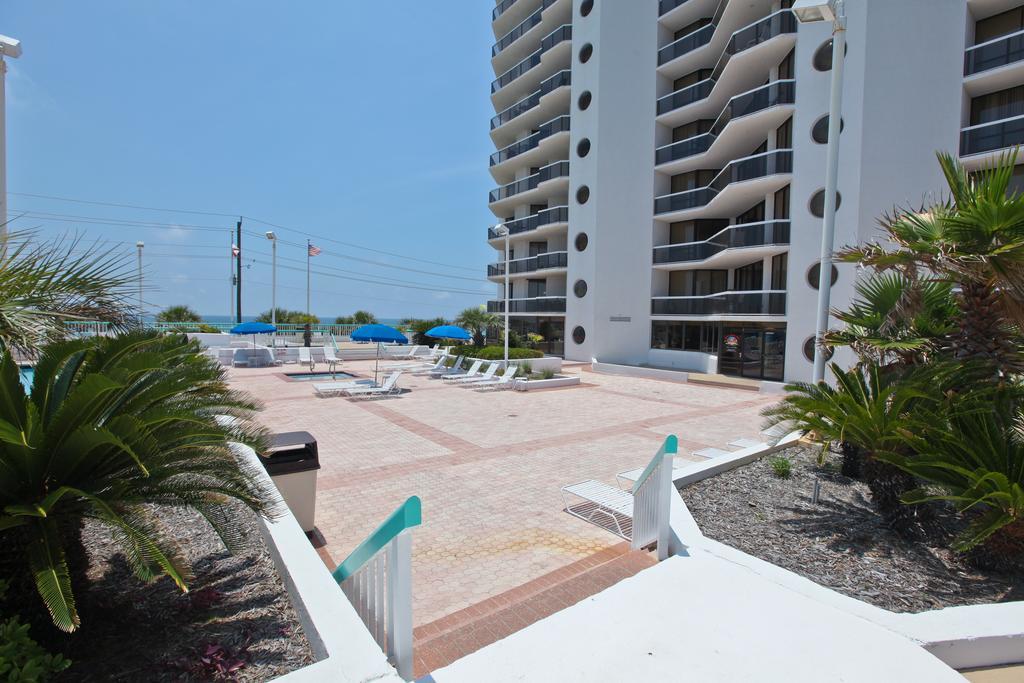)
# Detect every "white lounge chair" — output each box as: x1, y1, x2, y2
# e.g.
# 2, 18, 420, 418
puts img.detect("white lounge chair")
323, 346, 341, 372
298, 347, 316, 371
442, 359, 482, 382
313, 379, 375, 397
470, 365, 518, 390
341, 371, 403, 399
422, 356, 464, 378
449, 362, 499, 385
560, 480, 634, 540
387, 353, 447, 372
